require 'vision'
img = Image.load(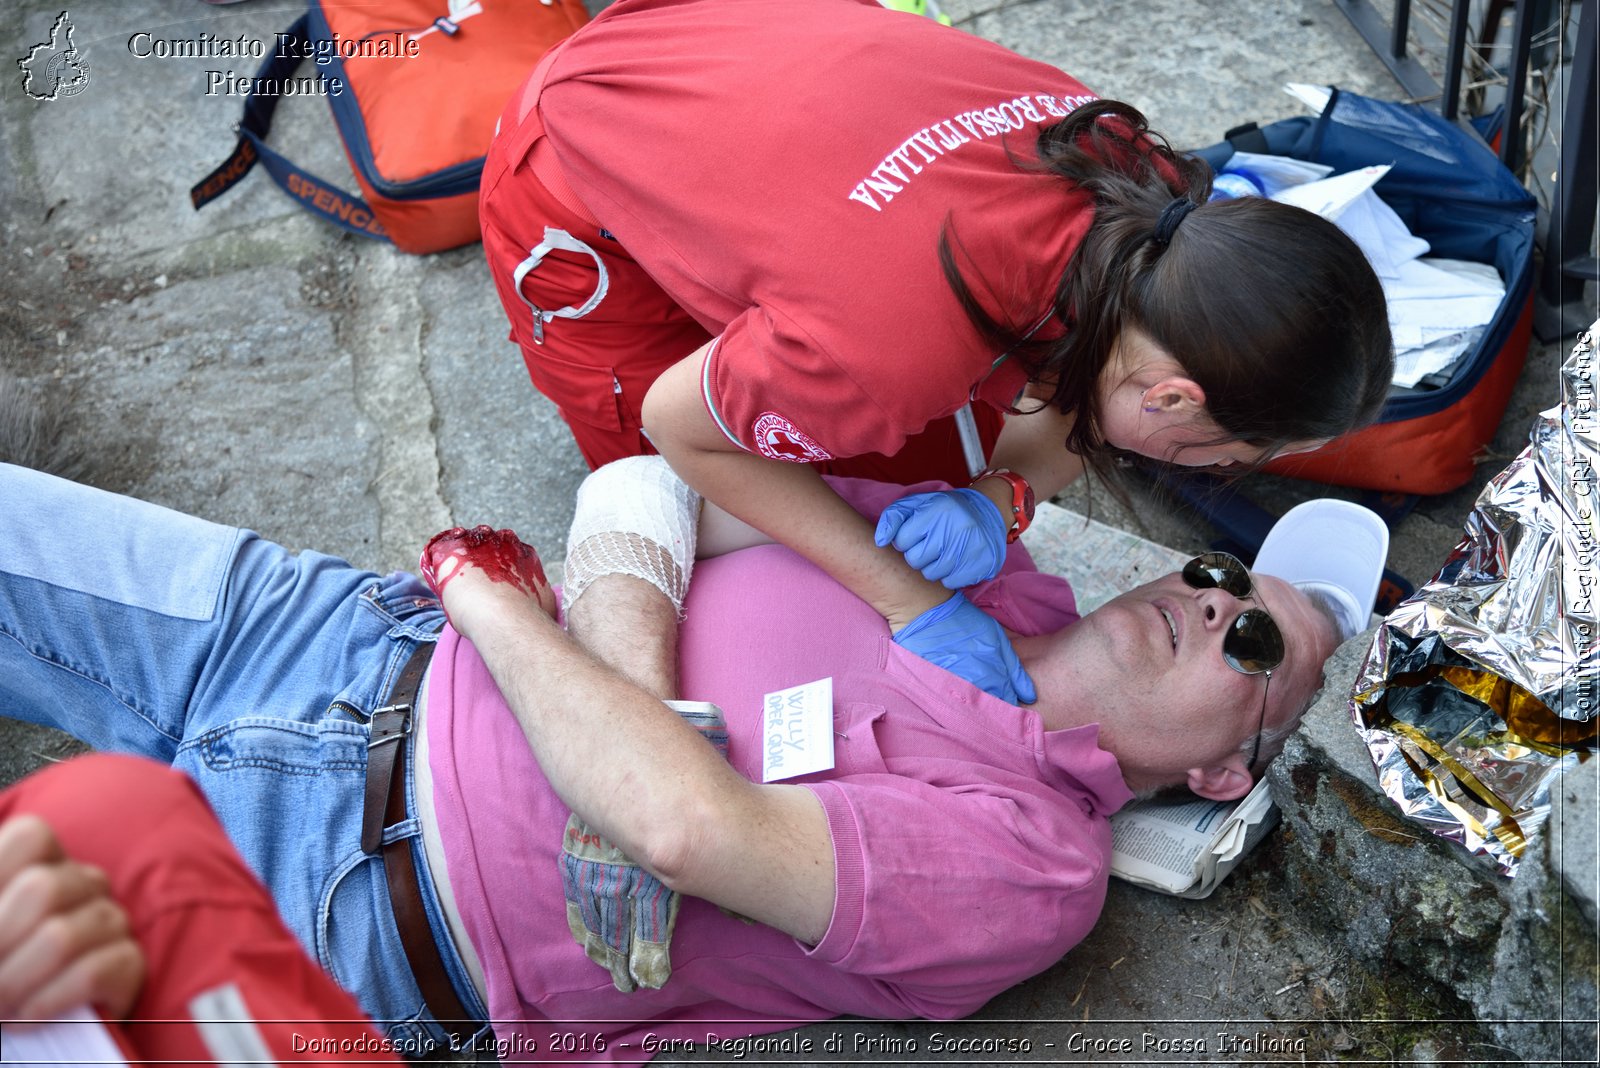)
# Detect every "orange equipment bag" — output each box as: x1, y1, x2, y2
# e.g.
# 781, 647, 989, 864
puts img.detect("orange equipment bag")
191, 0, 589, 254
